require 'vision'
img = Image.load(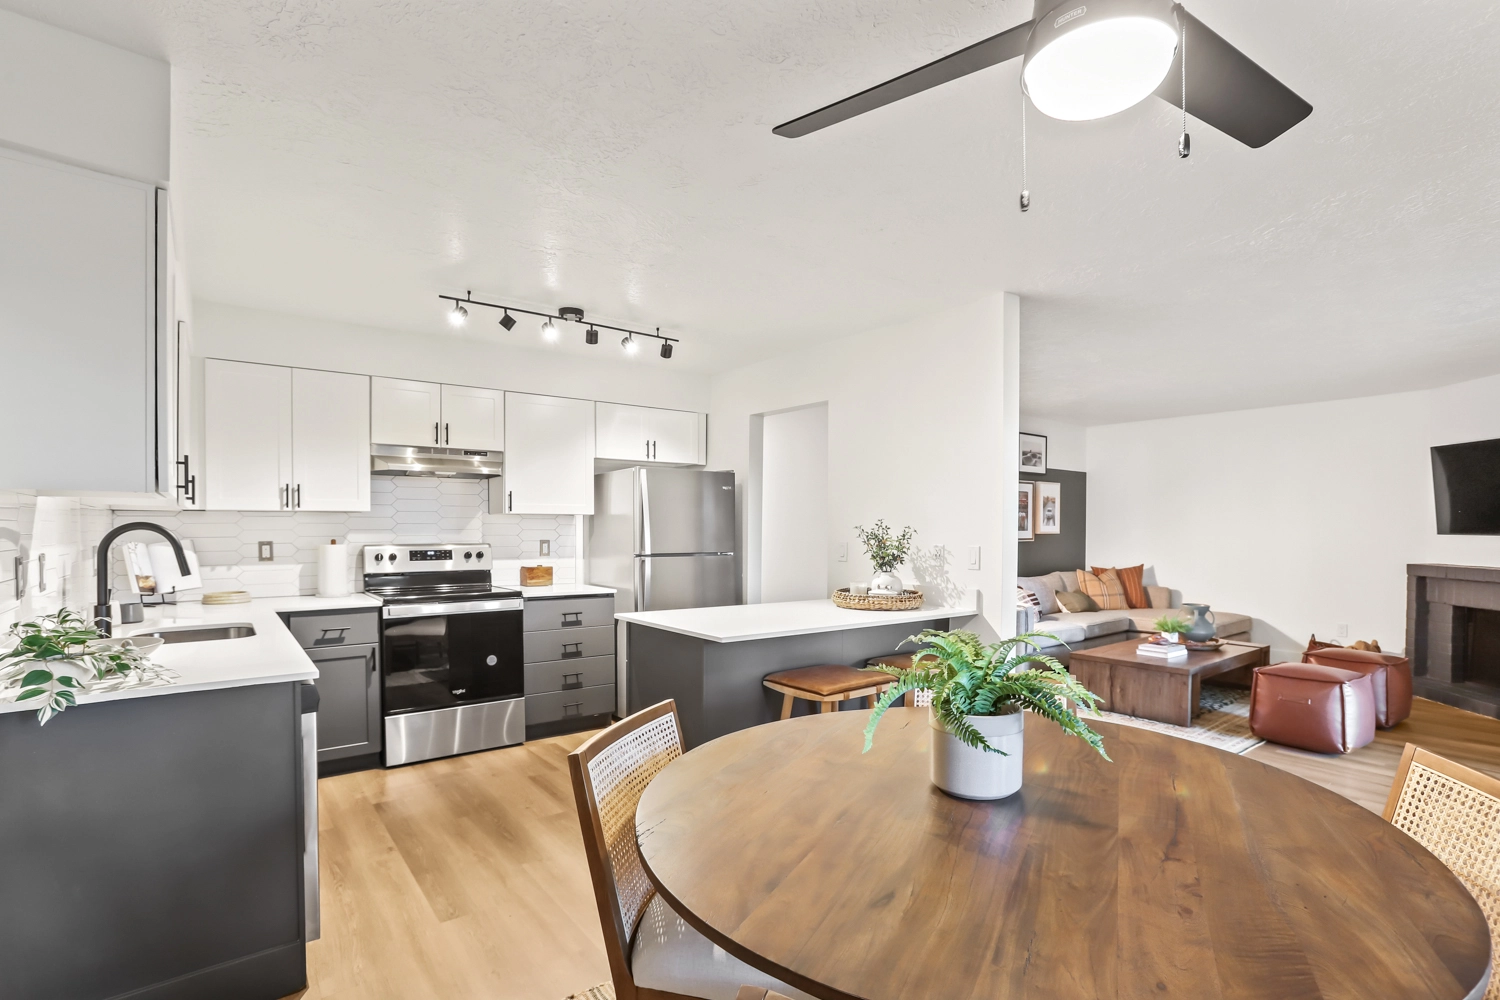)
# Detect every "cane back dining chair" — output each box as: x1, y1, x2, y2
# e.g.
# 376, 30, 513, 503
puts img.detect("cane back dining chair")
568, 700, 811, 1000
1384, 743, 1500, 1000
